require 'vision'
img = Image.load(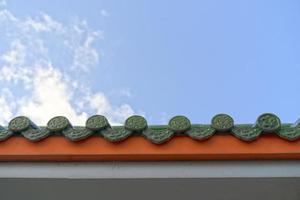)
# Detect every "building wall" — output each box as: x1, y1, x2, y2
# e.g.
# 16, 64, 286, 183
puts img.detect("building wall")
0, 161, 299, 200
